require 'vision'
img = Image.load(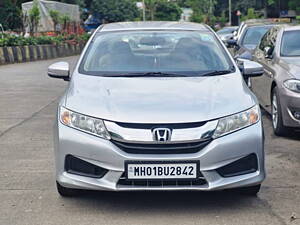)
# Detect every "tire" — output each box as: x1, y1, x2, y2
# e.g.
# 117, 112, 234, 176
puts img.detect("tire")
236, 184, 261, 196
271, 87, 290, 136
56, 181, 80, 197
